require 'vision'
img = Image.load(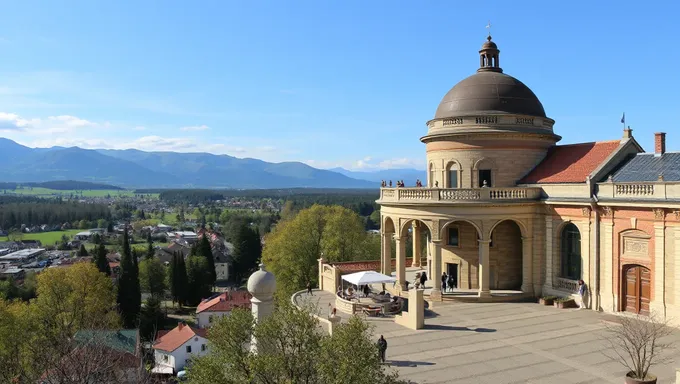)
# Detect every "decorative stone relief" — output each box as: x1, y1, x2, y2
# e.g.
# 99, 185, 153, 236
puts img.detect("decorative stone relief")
623, 237, 649, 258
430, 219, 440, 241
675, 210, 680, 221
654, 209, 665, 220
582, 207, 591, 217
601, 206, 613, 217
